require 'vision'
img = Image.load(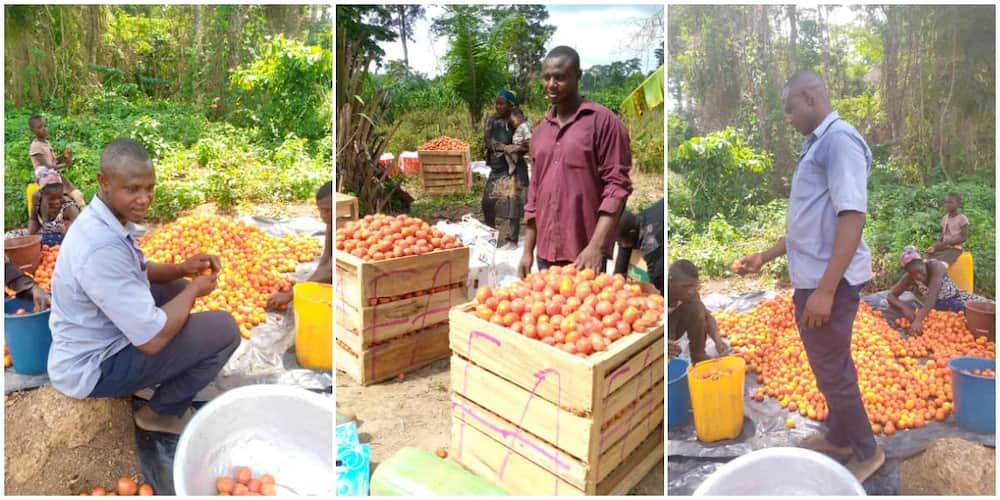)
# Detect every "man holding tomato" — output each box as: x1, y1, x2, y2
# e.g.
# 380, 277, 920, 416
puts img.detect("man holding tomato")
519, 46, 633, 278
48, 138, 240, 435
734, 70, 883, 481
